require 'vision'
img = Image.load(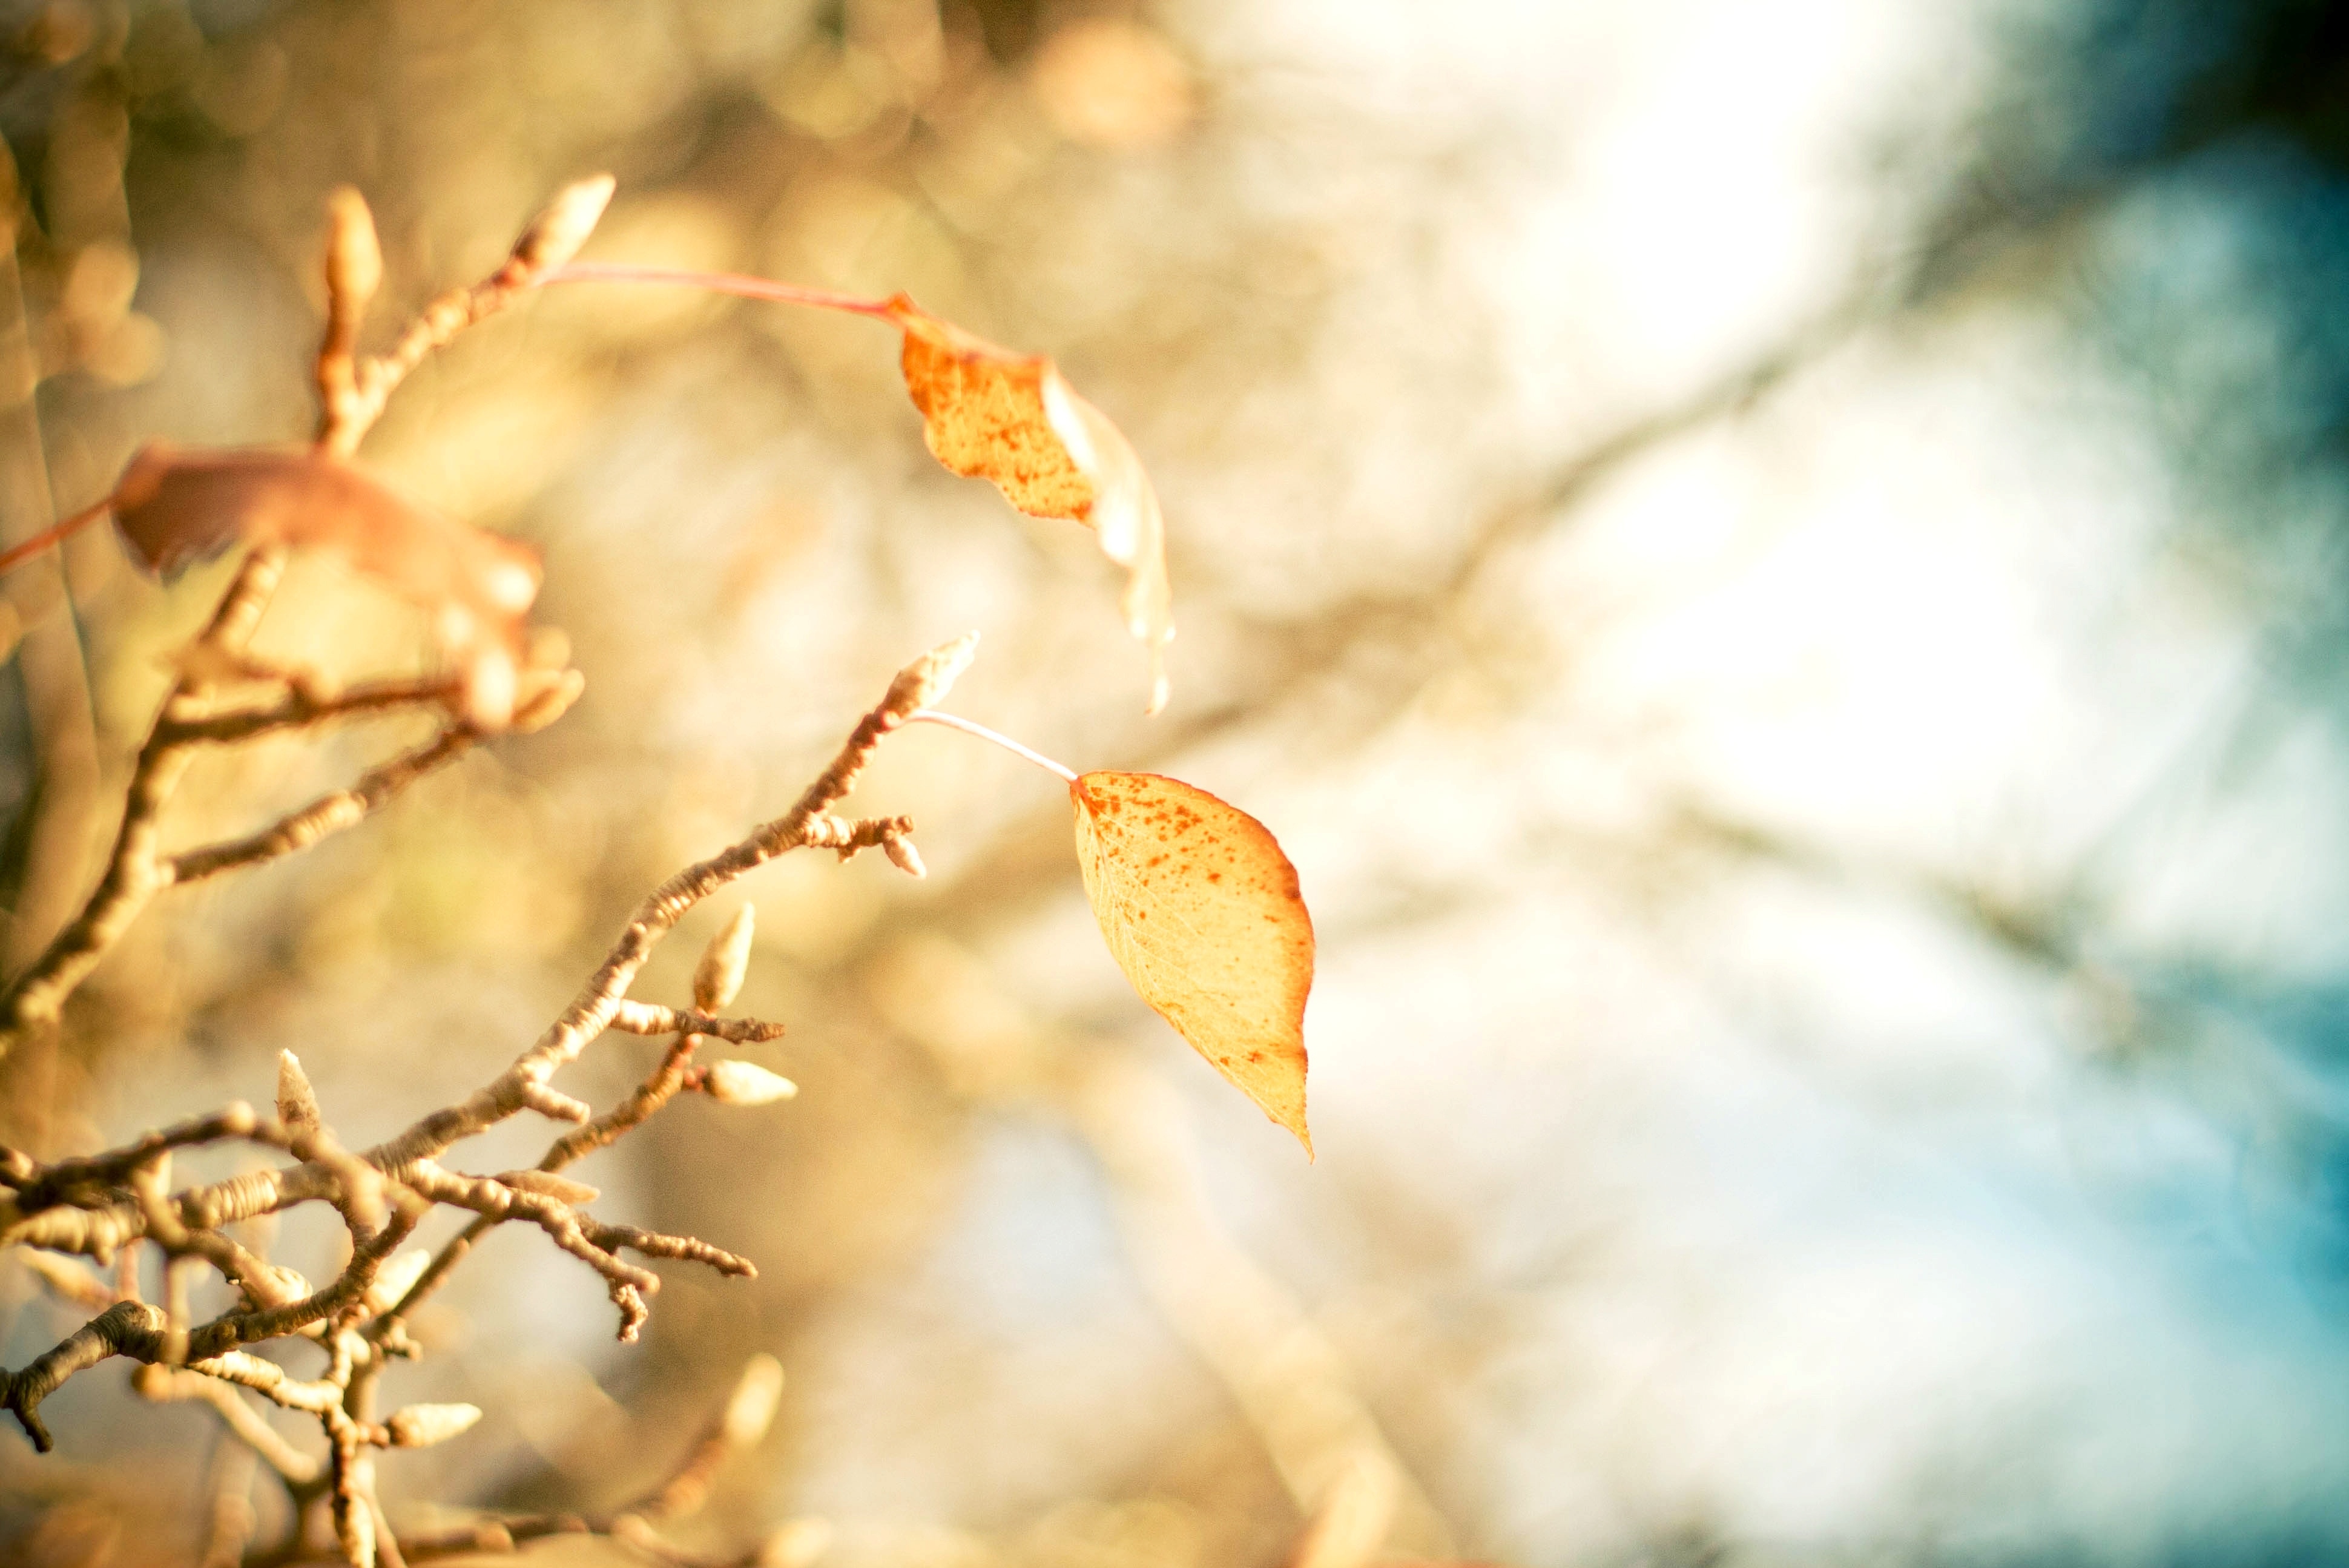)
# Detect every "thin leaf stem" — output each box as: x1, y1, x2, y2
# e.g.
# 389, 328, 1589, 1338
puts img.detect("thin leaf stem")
0, 496, 113, 577
904, 710, 1079, 783
539, 262, 899, 321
